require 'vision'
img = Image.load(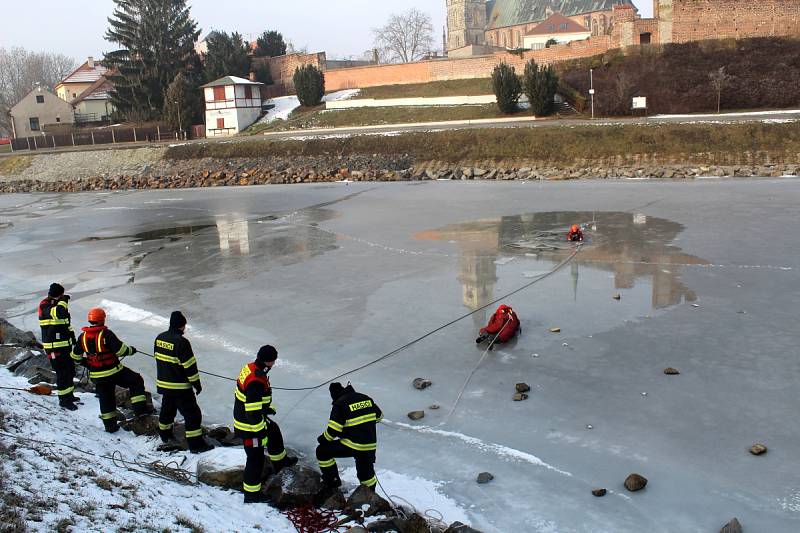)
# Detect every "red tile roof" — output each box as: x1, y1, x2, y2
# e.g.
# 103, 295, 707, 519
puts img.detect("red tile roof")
526, 12, 591, 35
